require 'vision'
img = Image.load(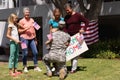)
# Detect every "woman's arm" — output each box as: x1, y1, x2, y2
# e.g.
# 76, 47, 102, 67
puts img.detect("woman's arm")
18, 19, 30, 34
79, 14, 89, 31
18, 27, 30, 34
6, 27, 21, 44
